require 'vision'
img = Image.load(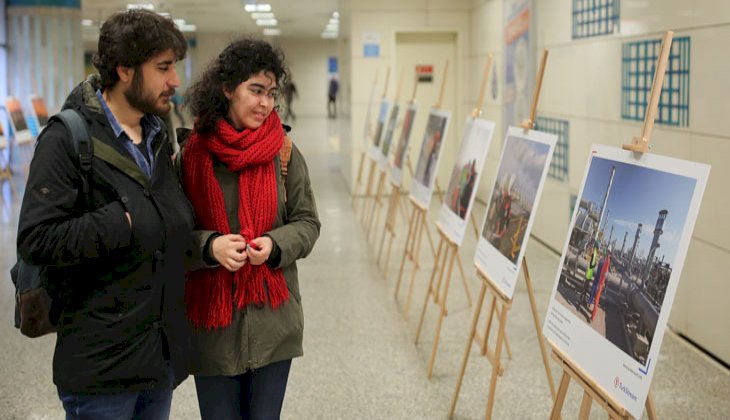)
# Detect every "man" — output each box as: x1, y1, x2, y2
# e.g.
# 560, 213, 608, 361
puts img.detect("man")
284, 78, 298, 122
327, 75, 339, 118
17, 9, 194, 419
